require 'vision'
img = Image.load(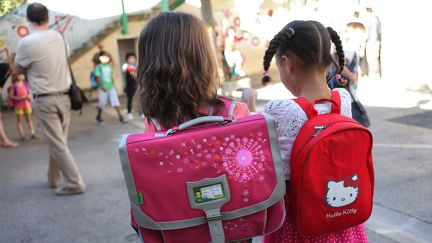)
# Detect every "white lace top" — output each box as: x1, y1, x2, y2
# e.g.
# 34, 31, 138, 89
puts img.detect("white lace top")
264, 88, 352, 180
